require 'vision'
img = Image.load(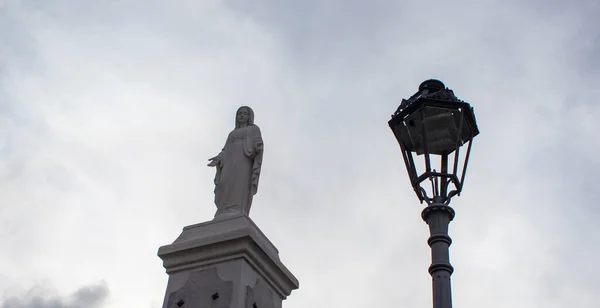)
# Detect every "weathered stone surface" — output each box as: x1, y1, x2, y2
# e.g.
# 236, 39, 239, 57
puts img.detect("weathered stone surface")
158, 214, 298, 308
166, 268, 233, 308
245, 279, 275, 308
